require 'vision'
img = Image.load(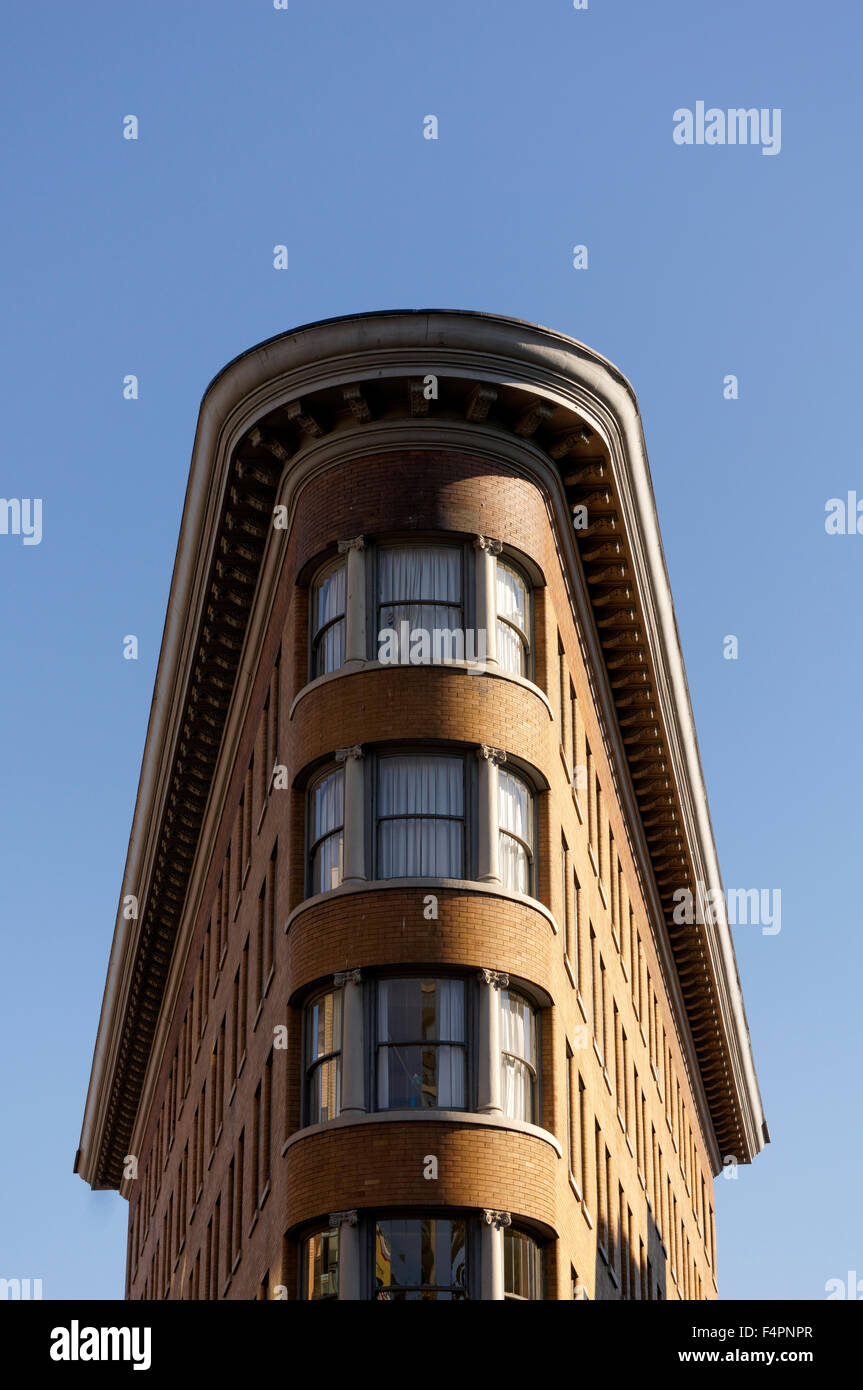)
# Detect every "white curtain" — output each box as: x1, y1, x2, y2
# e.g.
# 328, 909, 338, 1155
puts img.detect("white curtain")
377, 756, 463, 877
313, 563, 346, 674
312, 770, 344, 892
500, 990, 535, 1122
498, 770, 531, 893
378, 547, 462, 660
377, 979, 465, 1109
496, 561, 527, 675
